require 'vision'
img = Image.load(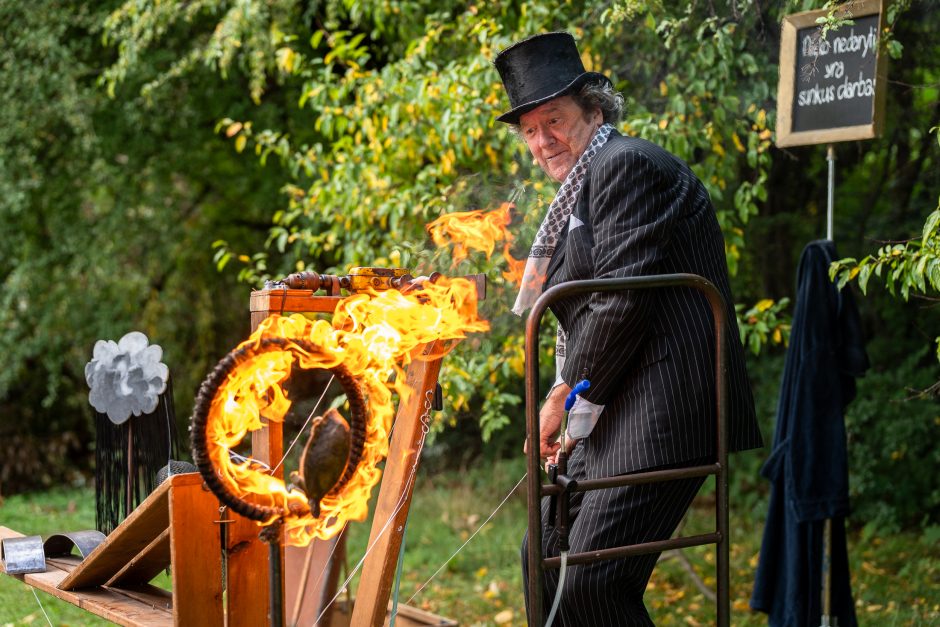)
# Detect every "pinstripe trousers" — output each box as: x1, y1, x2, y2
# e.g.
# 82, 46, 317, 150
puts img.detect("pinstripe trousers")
522, 443, 707, 626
